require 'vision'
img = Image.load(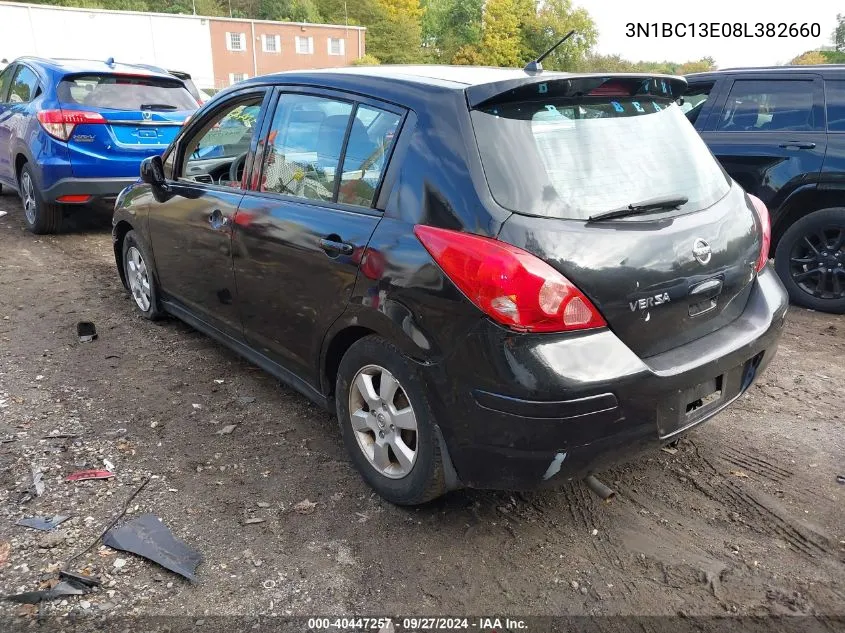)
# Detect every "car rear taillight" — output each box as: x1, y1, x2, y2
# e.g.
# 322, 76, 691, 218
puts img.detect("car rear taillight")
748, 194, 771, 272
414, 225, 606, 333
37, 109, 105, 141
